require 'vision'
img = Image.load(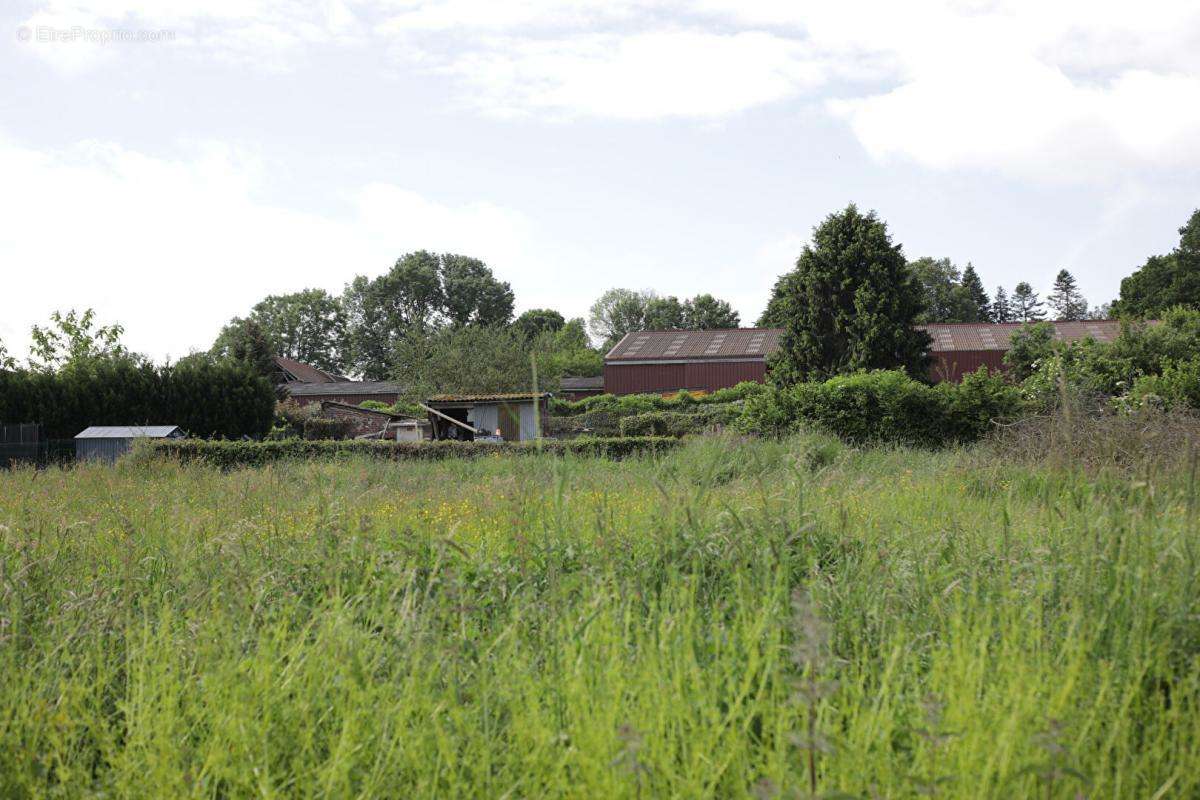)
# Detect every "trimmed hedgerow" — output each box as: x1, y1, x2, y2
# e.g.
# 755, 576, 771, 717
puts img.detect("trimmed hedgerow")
550, 381, 768, 417
139, 436, 680, 468
618, 403, 743, 437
